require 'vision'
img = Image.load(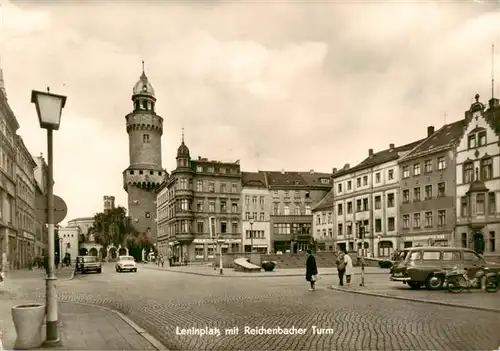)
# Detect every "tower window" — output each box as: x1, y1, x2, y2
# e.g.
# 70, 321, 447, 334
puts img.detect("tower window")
129, 170, 134, 175
145, 212, 150, 218
158, 171, 162, 176
143, 134, 150, 143
150, 171, 153, 175
141, 100, 147, 109
139, 170, 143, 175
